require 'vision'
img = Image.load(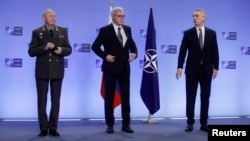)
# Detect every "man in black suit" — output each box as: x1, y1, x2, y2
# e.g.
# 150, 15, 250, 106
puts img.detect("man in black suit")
176, 8, 219, 132
92, 6, 137, 134
28, 8, 72, 137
